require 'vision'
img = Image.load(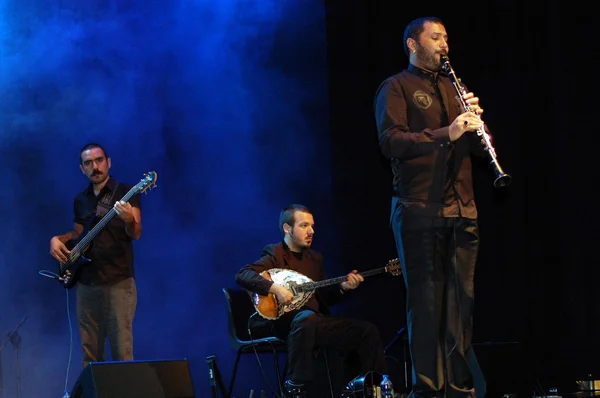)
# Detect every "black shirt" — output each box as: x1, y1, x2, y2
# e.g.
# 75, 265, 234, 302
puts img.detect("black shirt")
73, 176, 141, 285
374, 63, 488, 219
235, 241, 345, 315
